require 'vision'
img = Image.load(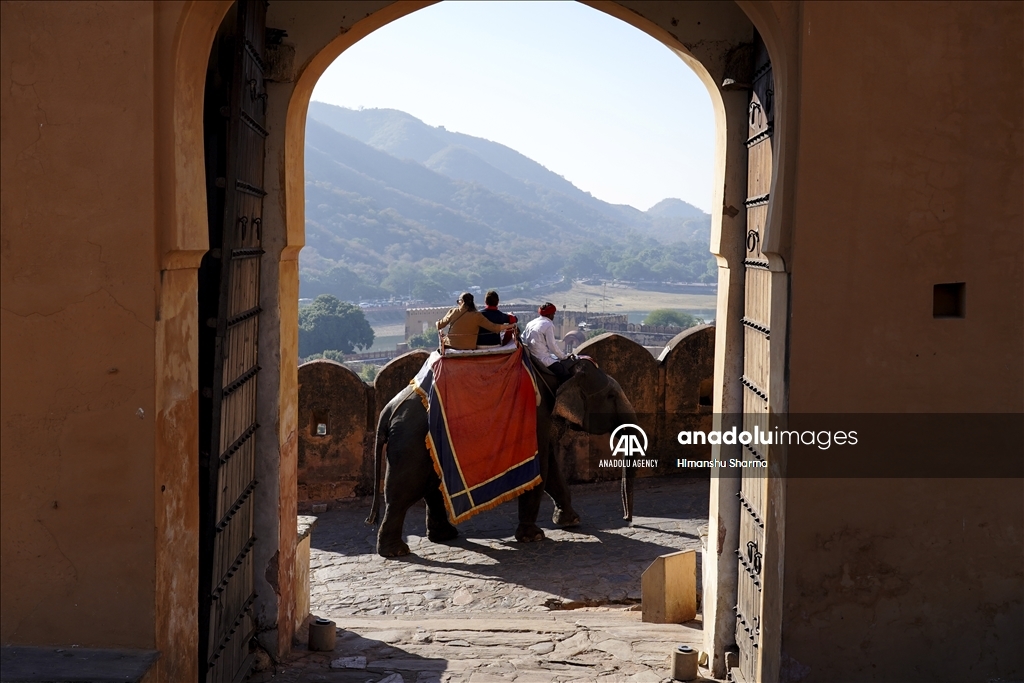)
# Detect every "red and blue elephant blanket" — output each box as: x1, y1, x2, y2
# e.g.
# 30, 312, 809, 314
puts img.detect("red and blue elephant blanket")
412, 345, 541, 524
